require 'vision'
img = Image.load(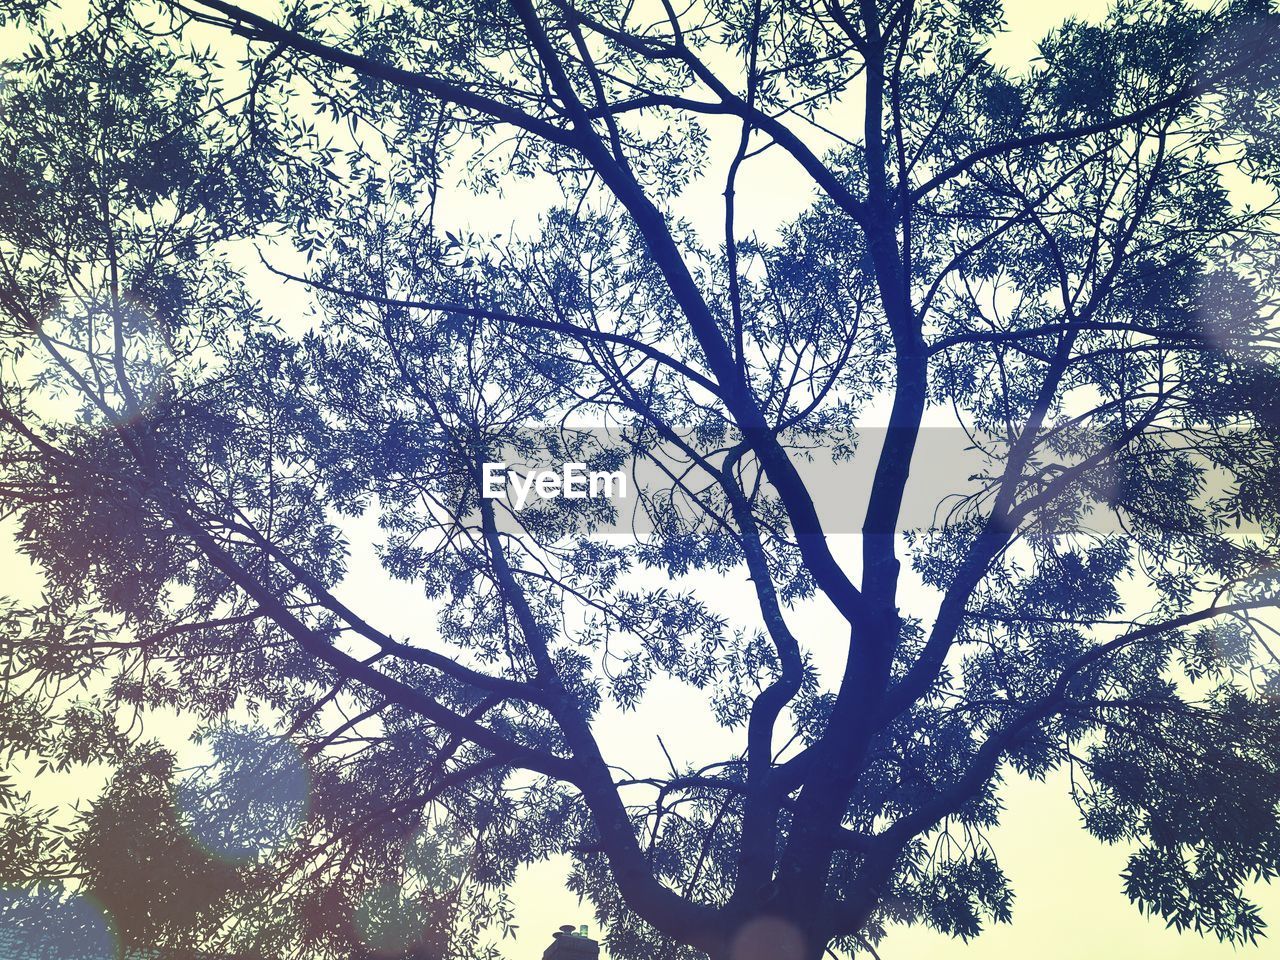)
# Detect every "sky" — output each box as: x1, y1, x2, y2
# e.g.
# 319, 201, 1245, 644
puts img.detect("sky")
3, 1, 1278, 959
